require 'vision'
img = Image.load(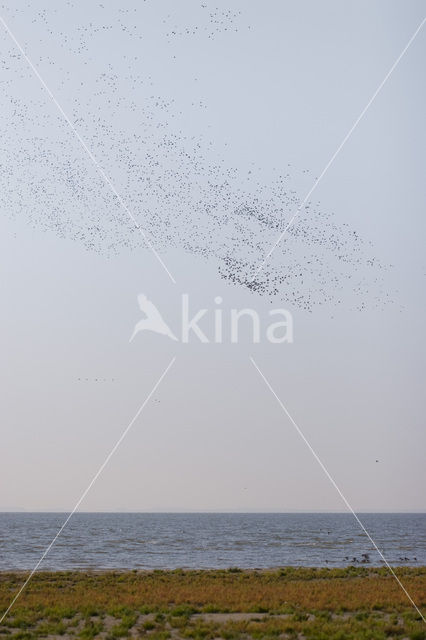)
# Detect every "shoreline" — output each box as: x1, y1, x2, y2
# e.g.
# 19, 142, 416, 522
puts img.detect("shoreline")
0, 564, 425, 573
